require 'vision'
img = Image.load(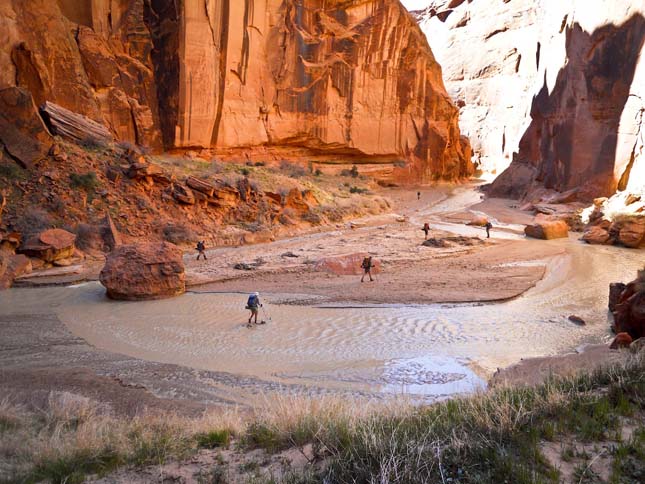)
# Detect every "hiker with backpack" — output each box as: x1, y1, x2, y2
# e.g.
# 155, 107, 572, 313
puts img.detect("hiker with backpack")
422, 222, 430, 240
196, 240, 207, 260
246, 292, 263, 325
360, 256, 374, 283
485, 221, 493, 239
